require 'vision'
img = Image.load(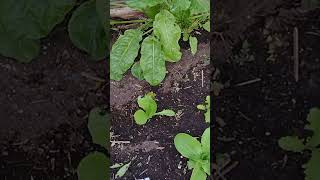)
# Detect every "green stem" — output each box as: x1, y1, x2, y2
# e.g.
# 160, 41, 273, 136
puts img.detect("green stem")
111, 19, 147, 25
143, 28, 153, 36
191, 13, 210, 19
